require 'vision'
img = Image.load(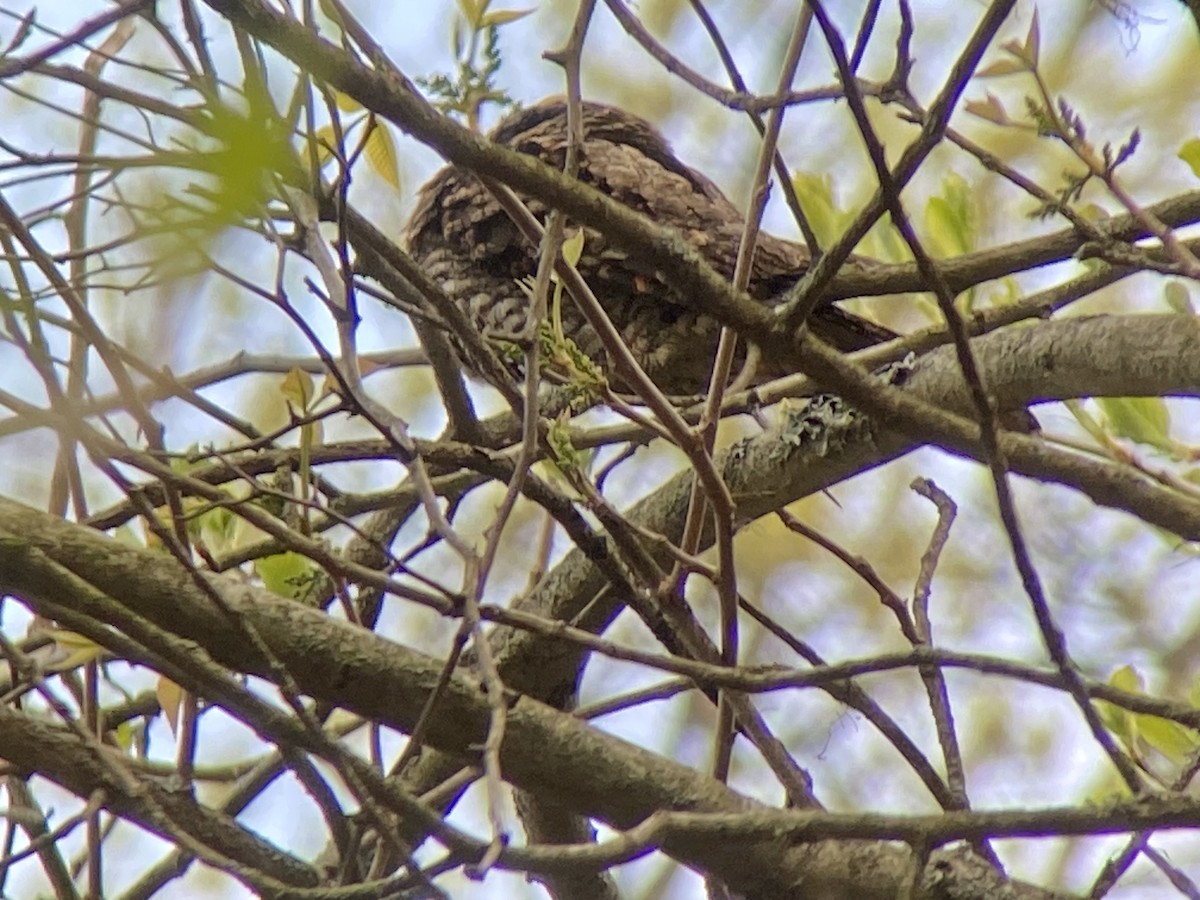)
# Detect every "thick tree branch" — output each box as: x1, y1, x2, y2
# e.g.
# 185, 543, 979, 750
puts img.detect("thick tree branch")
0, 508, 1084, 898
0, 703, 320, 891
199, 0, 1200, 324
68, 313, 1200, 537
